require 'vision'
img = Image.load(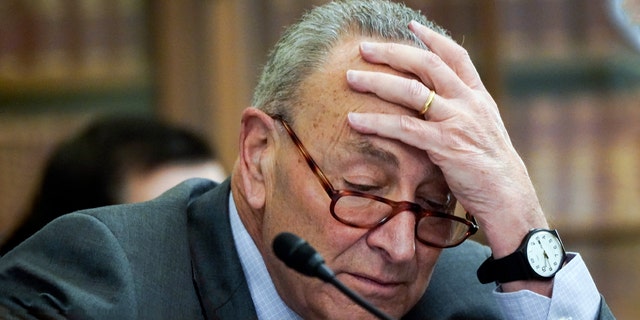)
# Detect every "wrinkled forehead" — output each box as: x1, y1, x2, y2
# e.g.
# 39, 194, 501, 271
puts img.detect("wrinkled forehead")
294, 36, 416, 132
